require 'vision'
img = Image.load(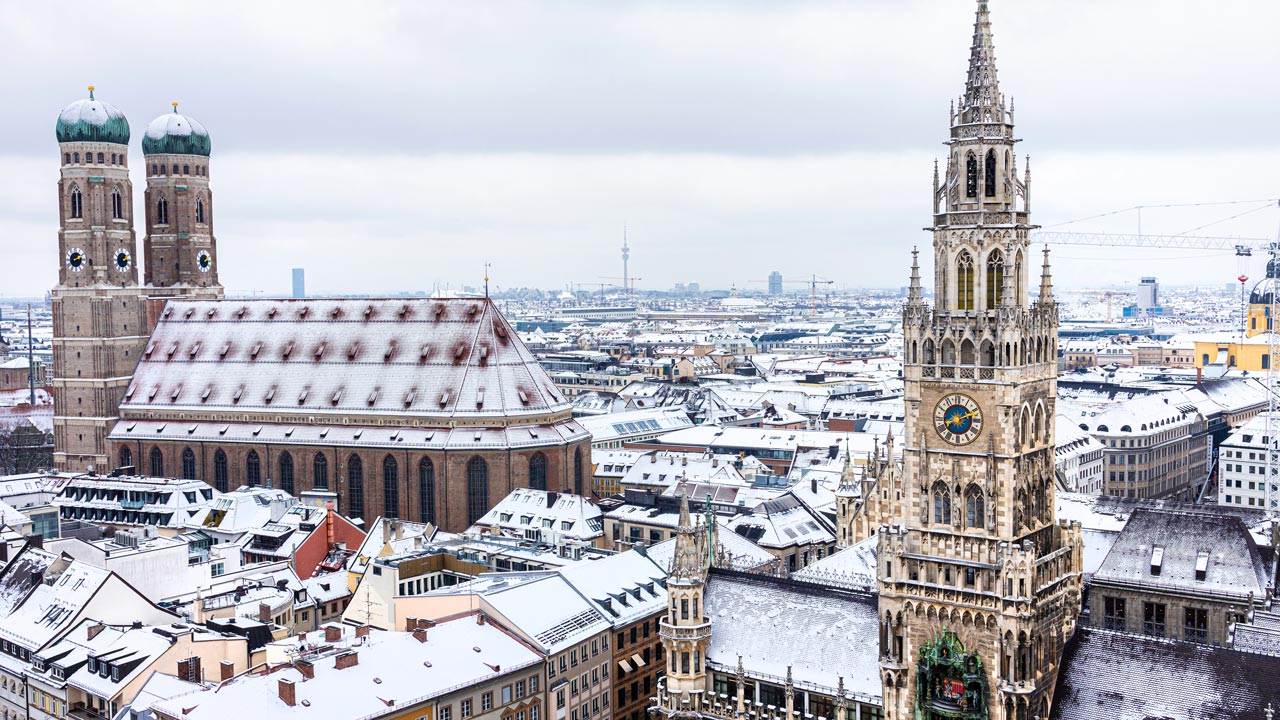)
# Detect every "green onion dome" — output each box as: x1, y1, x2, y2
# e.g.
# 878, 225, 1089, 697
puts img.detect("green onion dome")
55, 86, 130, 145
142, 103, 211, 157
